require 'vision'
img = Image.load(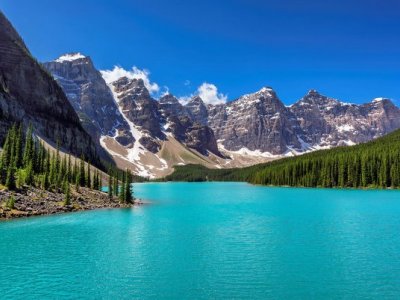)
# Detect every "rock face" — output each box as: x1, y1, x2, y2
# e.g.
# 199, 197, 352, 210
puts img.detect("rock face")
166, 115, 221, 156
159, 94, 222, 156
111, 77, 165, 153
290, 90, 400, 148
0, 12, 103, 166
43, 54, 133, 144
185, 96, 209, 125
159, 94, 188, 118
208, 87, 302, 154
